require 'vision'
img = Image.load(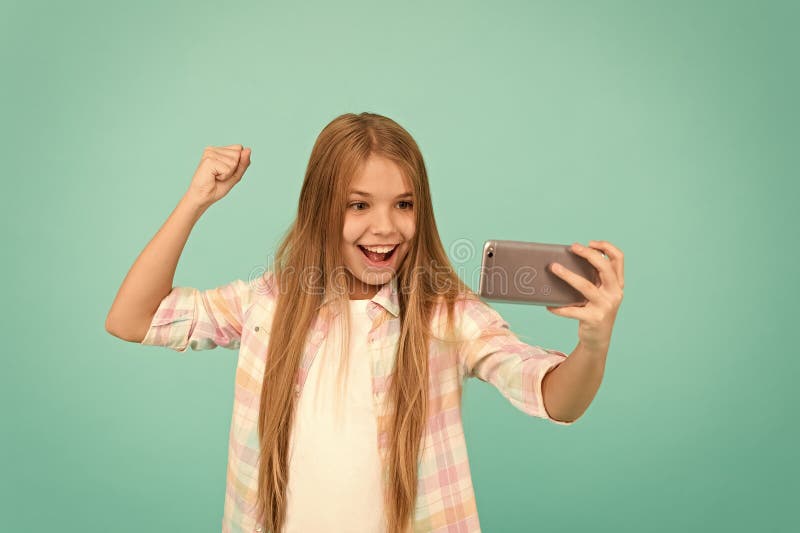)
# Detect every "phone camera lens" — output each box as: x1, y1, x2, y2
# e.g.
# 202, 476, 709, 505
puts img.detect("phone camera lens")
487, 249, 494, 258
